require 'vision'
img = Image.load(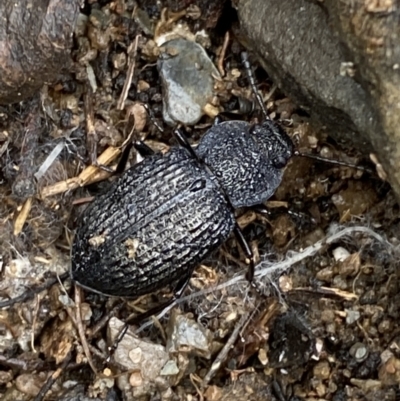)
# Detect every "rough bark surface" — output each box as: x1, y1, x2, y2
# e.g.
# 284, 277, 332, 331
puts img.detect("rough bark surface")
0, 0, 80, 104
